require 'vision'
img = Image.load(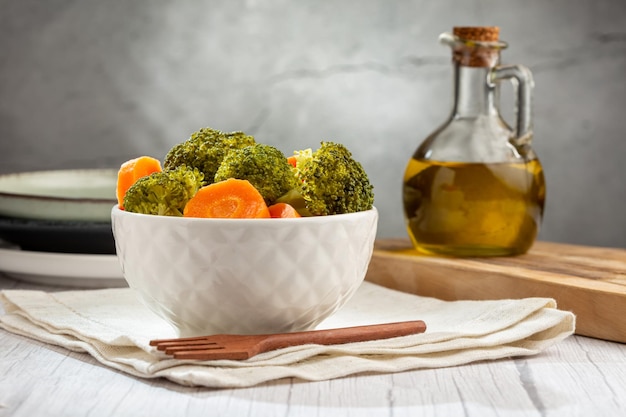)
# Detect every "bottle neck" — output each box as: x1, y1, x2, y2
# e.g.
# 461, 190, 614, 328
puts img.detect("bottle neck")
451, 63, 499, 118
